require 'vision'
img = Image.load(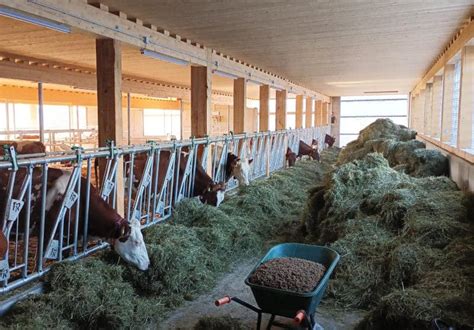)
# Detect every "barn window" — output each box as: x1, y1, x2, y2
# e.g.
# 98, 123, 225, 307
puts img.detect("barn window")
143, 109, 181, 139
340, 96, 408, 147
450, 60, 462, 146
